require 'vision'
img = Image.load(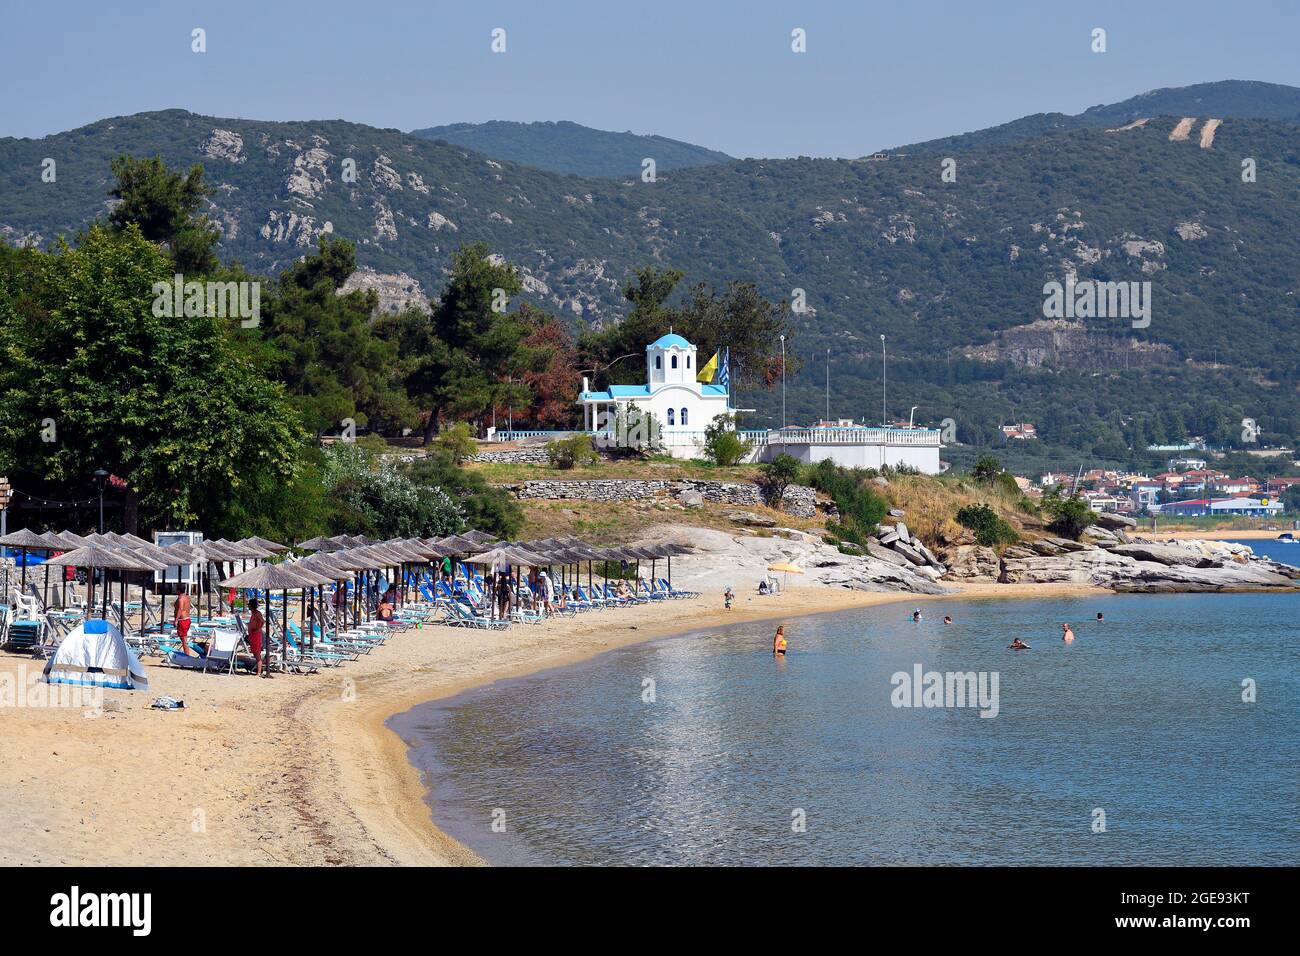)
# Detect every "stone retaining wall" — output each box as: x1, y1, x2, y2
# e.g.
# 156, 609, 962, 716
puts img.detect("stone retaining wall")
500, 478, 825, 519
